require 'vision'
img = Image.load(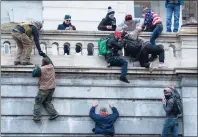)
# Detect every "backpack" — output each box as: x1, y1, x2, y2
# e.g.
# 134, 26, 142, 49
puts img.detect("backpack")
171, 89, 183, 115
123, 38, 143, 59
98, 34, 114, 56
